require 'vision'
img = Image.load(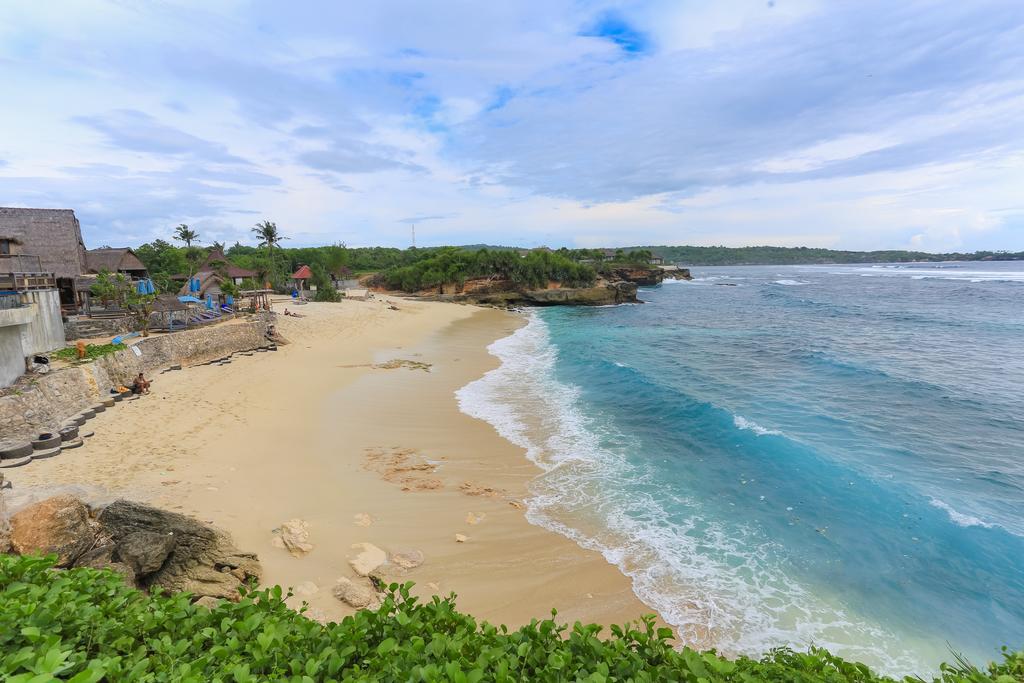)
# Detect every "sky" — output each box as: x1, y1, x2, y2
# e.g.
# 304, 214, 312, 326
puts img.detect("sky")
1, 1, 1023, 252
